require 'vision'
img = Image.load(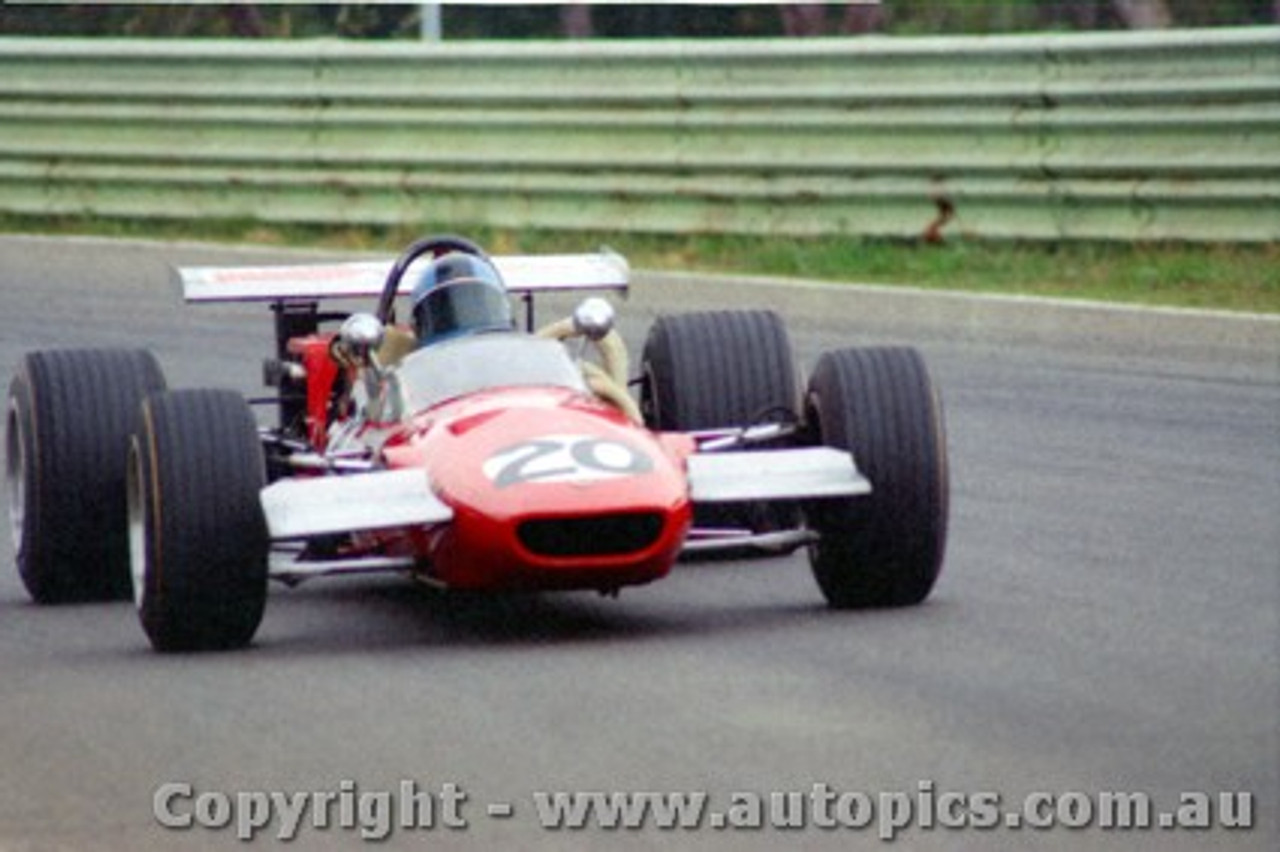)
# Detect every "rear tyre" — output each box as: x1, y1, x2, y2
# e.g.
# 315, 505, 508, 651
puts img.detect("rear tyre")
804, 347, 948, 608
6, 349, 166, 603
640, 310, 798, 531
129, 389, 269, 651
